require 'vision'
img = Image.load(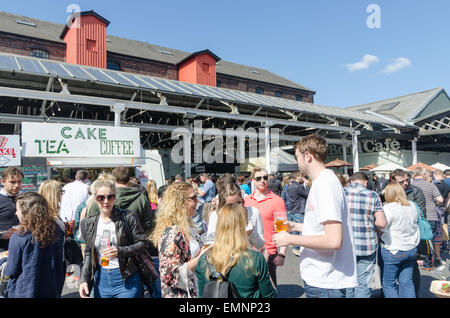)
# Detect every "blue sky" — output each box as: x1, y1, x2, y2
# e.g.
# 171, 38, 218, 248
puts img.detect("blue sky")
1, 0, 449, 108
